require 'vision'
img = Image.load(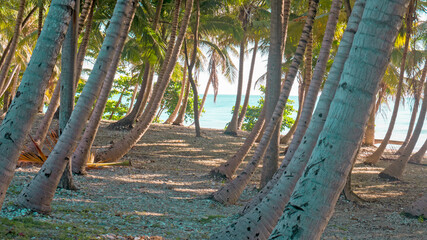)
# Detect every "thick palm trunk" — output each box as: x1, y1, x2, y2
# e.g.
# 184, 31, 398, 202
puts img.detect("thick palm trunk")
210, 107, 266, 179
164, 64, 187, 124
364, 0, 414, 165
269, 1, 408, 238
260, 0, 285, 188
409, 139, 427, 164
224, 37, 245, 136
379, 82, 427, 180
237, 40, 258, 130
17, 0, 137, 213
405, 193, 427, 217
396, 61, 426, 154
58, 0, 80, 190
211, 0, 319, 205
240, 0, 364, 221
72, 10, 135, 174
94, 0, 194, 163
0, 0, 75, 209
0, 0, 26, 92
